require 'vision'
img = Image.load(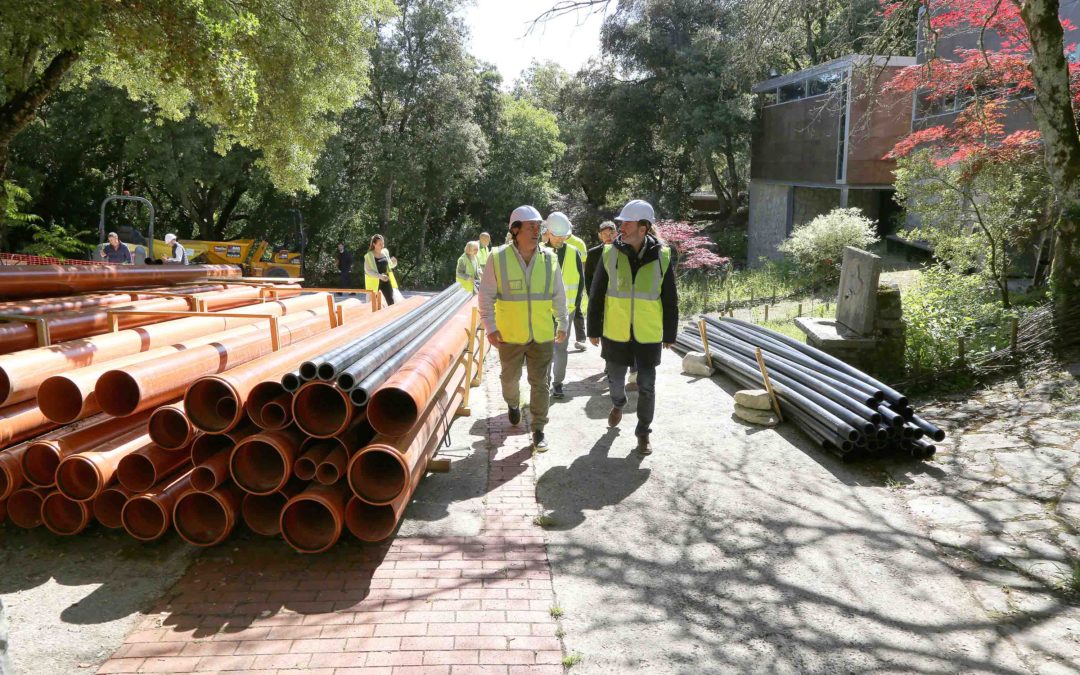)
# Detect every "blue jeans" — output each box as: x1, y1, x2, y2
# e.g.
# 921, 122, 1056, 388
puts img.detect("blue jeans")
606, 361, 655, 437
